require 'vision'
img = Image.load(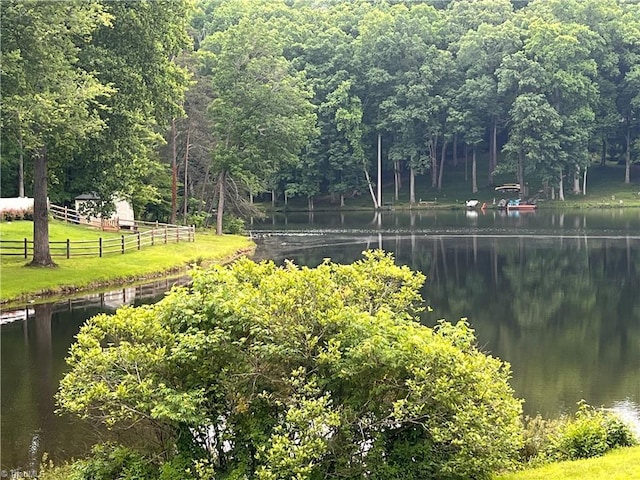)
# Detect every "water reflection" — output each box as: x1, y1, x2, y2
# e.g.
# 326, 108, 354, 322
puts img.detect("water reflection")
1, 277, 190, 476
253, 231, 640, 422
